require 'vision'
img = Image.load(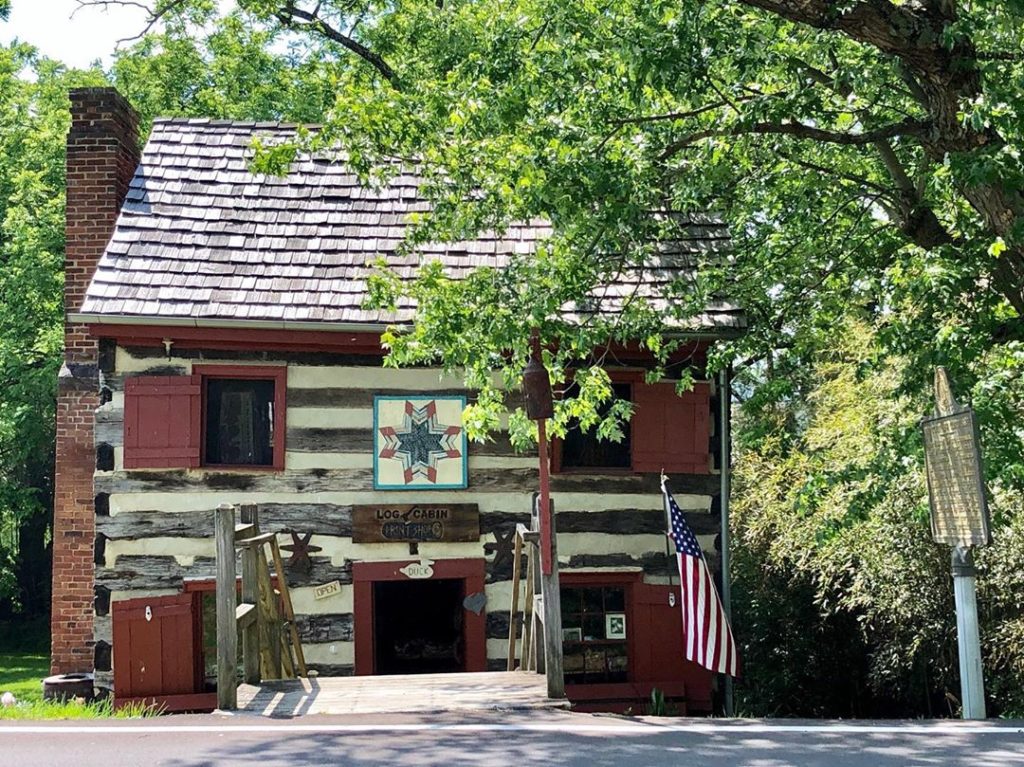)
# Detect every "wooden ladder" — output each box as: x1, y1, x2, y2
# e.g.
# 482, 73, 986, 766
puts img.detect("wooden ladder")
505, 491, 564, 700
215, 502, 307, 710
